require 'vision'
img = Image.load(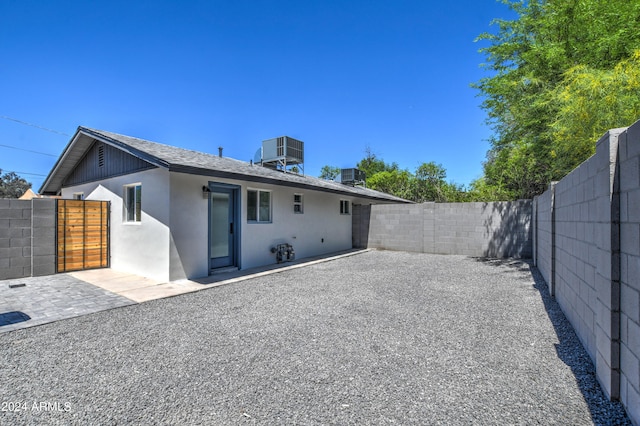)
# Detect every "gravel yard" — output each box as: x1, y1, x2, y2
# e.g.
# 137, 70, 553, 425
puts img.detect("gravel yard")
0, 250, 631, 425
